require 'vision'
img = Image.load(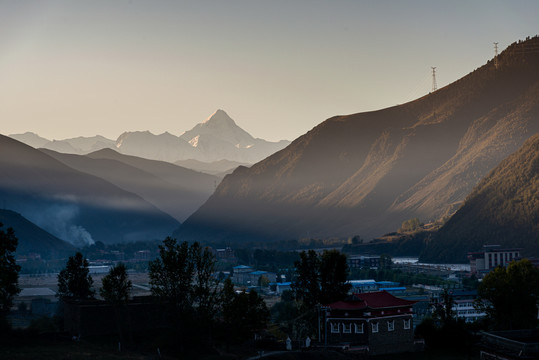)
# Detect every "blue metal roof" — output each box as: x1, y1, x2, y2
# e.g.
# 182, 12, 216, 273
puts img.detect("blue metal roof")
378, 287, 406, 291
250, 271, 268, 275
233, 265, 252, 269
